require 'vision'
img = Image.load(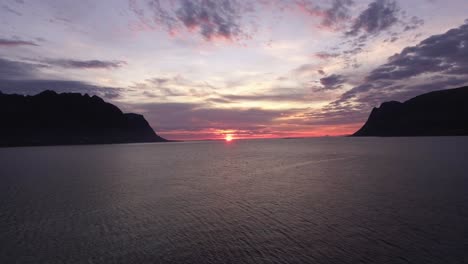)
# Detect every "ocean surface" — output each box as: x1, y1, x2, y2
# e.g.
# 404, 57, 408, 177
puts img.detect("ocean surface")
1, 137, 468, 264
